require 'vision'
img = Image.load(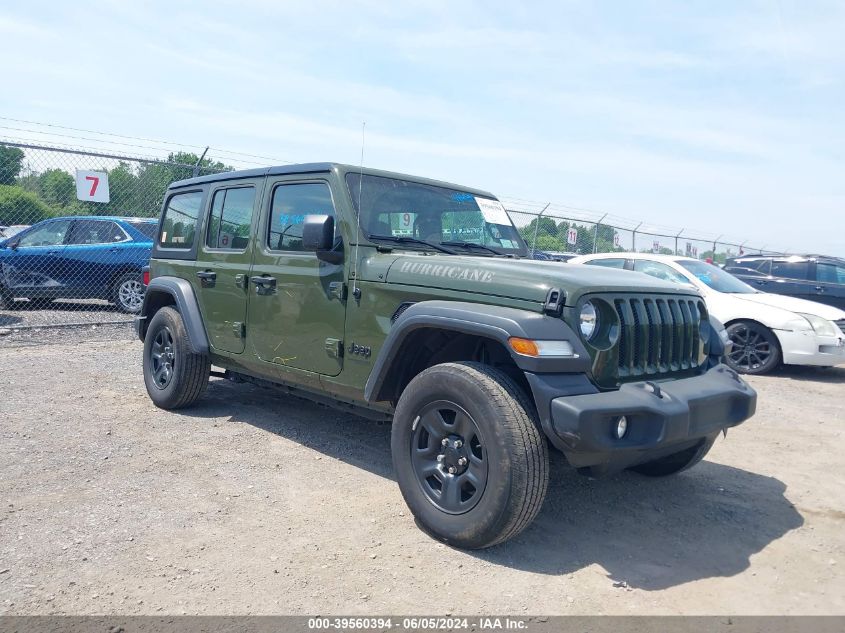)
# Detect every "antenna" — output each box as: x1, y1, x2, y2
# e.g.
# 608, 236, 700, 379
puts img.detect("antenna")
351, 122, 366, 301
